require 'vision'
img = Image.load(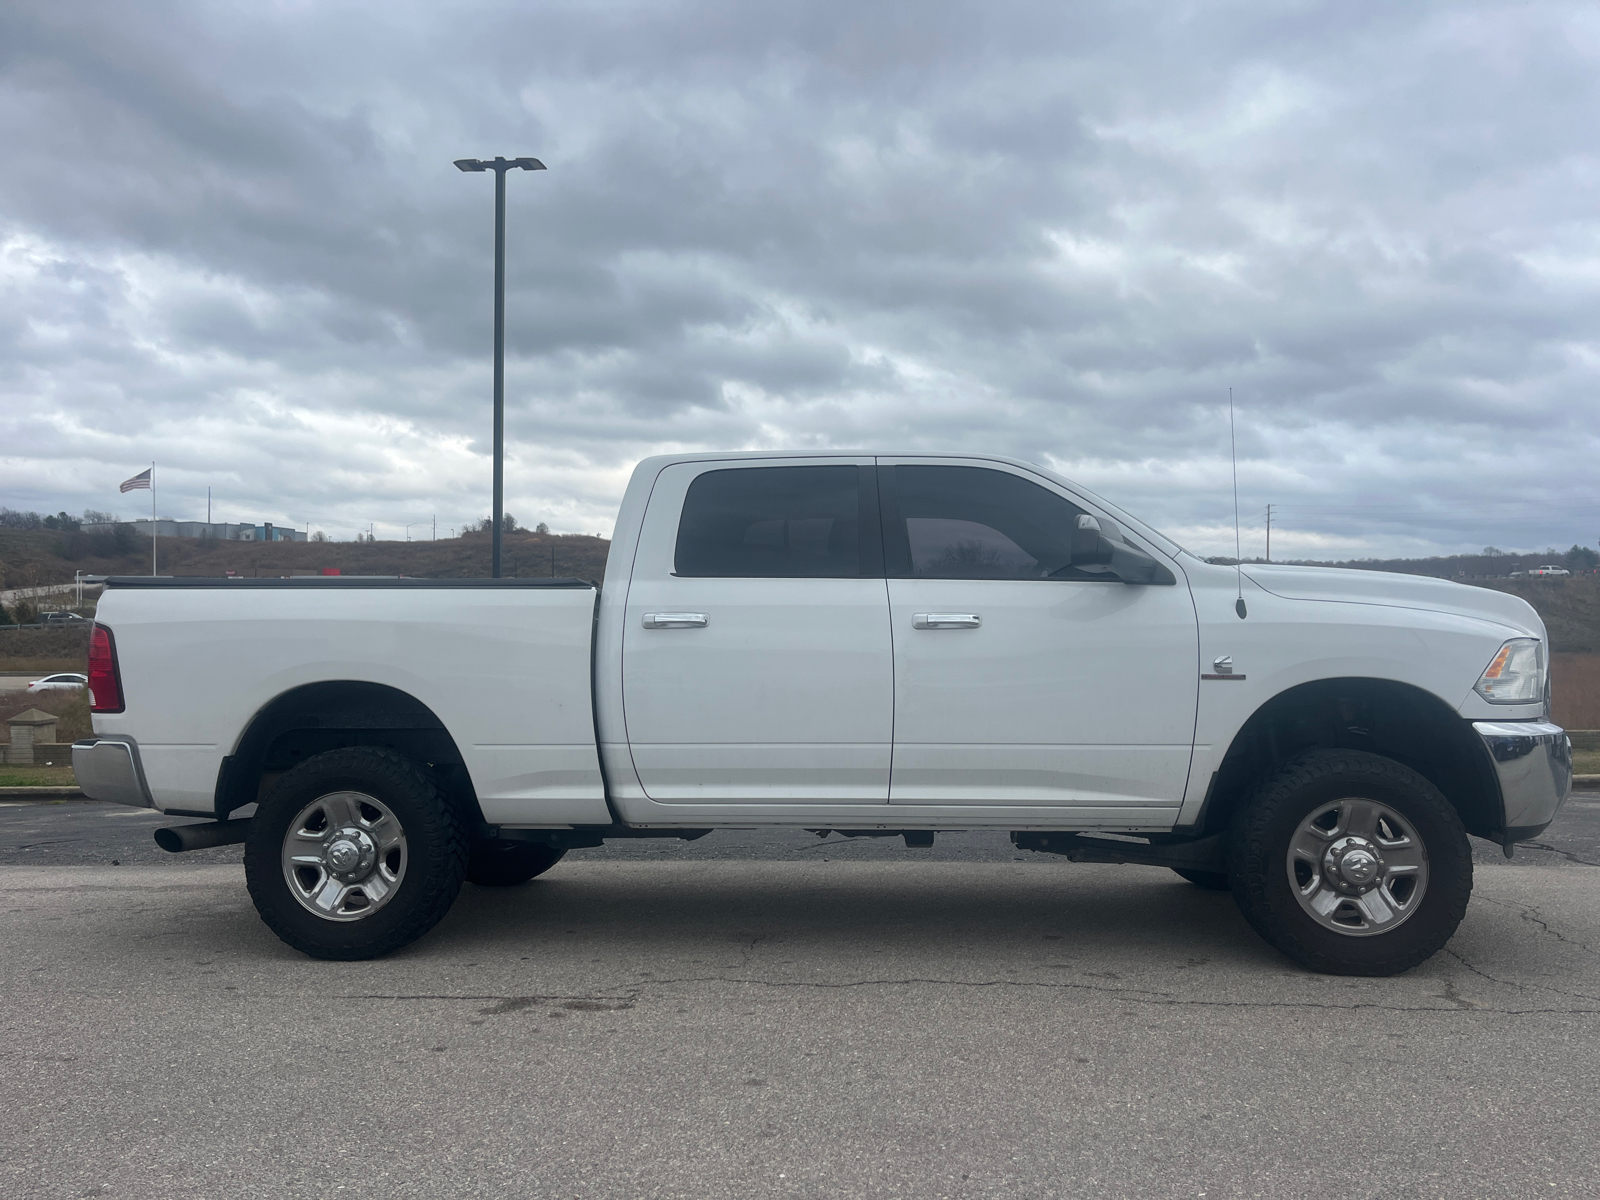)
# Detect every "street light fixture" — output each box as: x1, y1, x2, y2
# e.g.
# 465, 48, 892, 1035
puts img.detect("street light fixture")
454, 155, 546, 577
